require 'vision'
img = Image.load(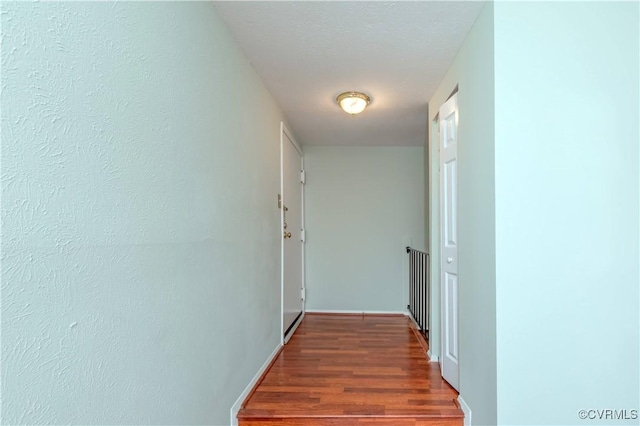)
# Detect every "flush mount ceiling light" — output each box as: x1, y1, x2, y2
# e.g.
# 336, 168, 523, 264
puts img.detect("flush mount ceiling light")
336, 91, 371, 115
